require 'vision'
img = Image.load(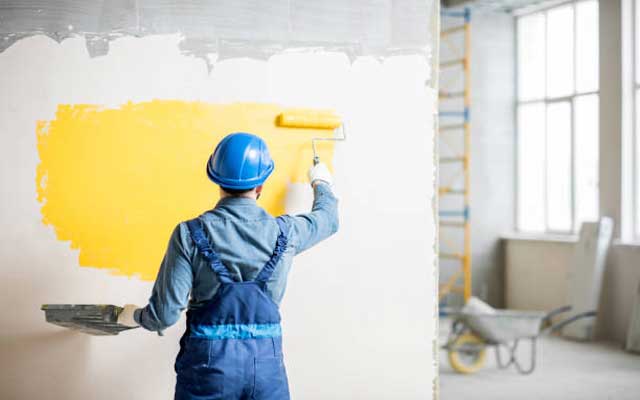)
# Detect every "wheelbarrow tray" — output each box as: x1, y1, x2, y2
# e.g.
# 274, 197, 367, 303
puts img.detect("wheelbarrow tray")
445, 304, 595, 375
459, 310, 547, 343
